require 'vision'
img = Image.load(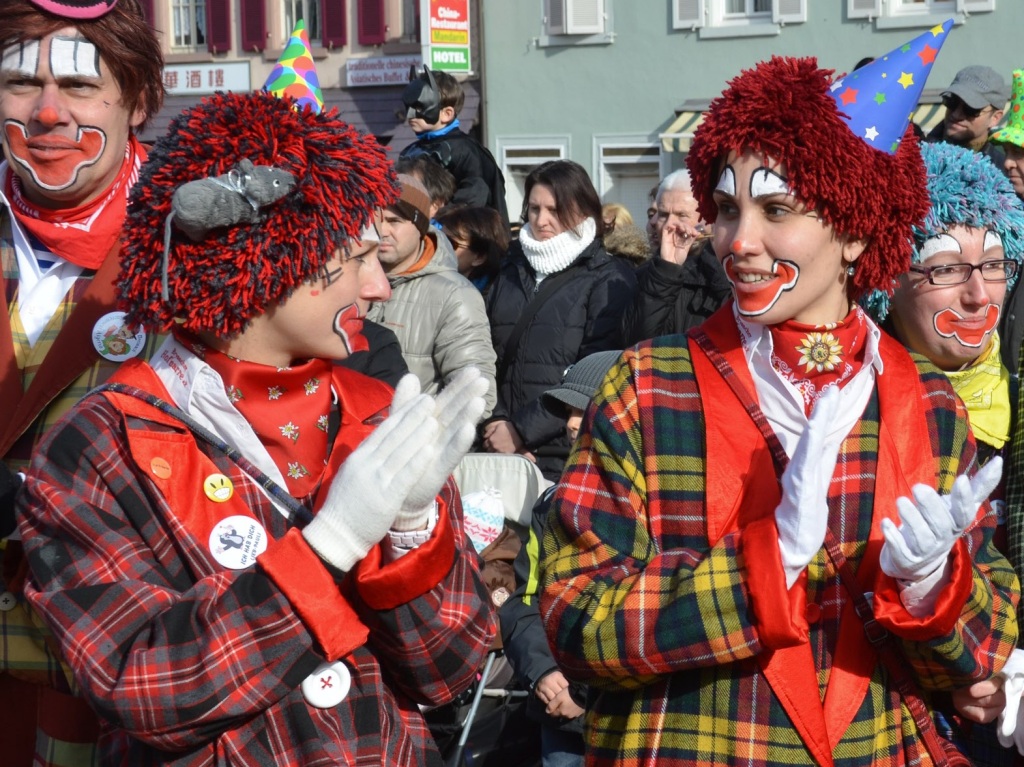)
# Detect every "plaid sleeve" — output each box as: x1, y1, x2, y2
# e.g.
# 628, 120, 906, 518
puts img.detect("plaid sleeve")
350, 479, 496, 707
18, 399, 331, 752
539, 344, 766, 690
876, 366, 1020, 689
